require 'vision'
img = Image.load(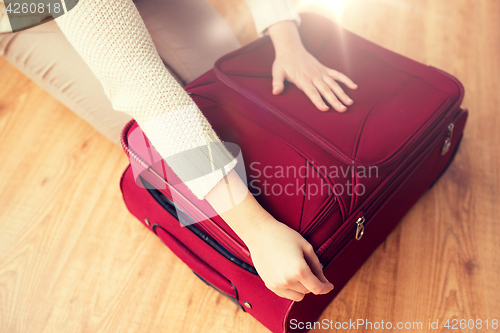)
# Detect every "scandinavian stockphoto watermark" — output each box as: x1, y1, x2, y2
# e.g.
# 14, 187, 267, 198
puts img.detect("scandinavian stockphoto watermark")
248, 162, 379, 199
1, 0, 79, 33
289, 318, 499, 331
